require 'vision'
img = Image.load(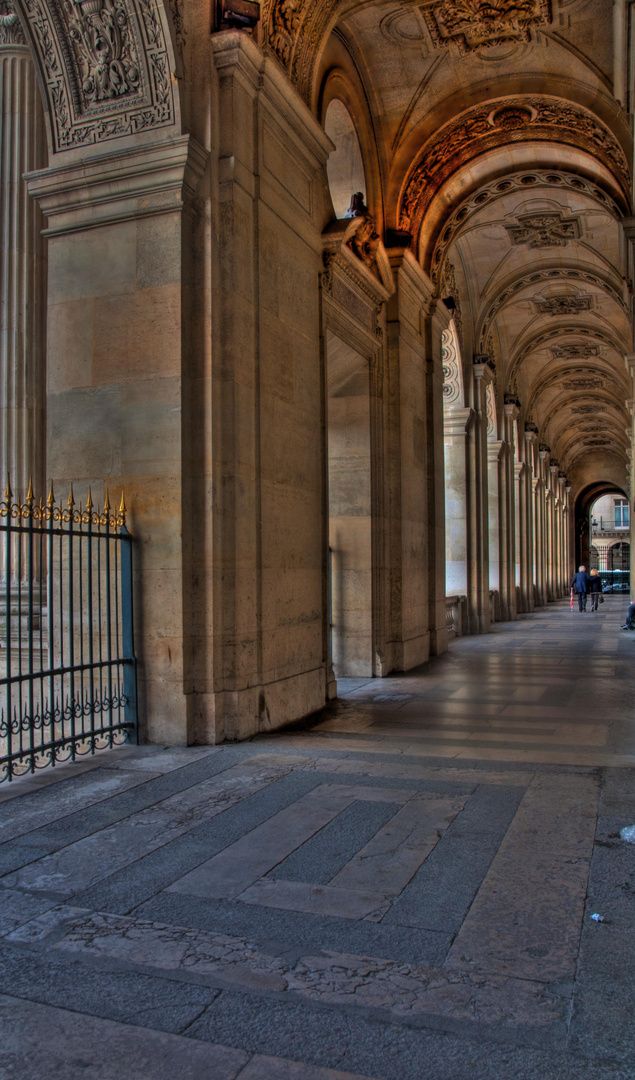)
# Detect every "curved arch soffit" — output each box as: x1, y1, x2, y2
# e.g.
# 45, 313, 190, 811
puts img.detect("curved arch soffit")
398, 96, 630, 249
476, 267, 628, 352
527, 365, 630, 415
544, 397, 629, 443
509, 324, 630, 385
427, 168, 625, 285
13, 0, 180, 156
541, 384, 630, 428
